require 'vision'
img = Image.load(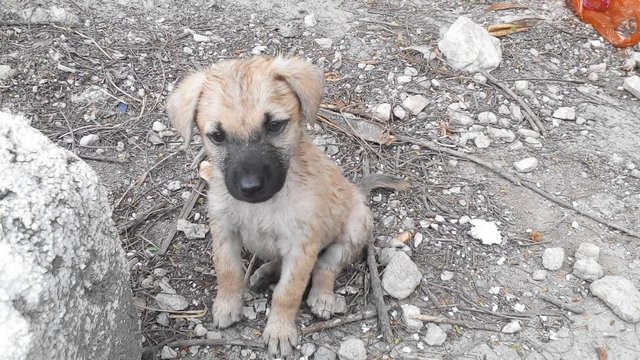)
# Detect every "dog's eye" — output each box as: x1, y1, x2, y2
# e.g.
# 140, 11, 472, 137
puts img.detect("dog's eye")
266, 120, 287, 134
209, 131, 225, 143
